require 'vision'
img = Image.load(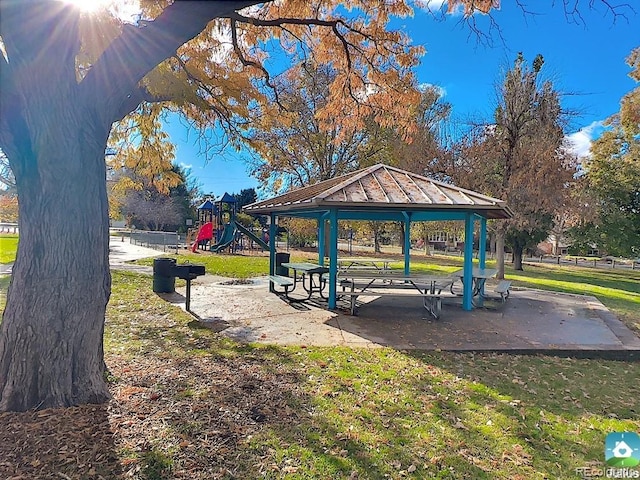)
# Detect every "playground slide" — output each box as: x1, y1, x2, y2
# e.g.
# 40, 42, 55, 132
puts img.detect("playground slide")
210, 222, 235, 253
190, 221, 214, 252
234, 221, 269, 250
